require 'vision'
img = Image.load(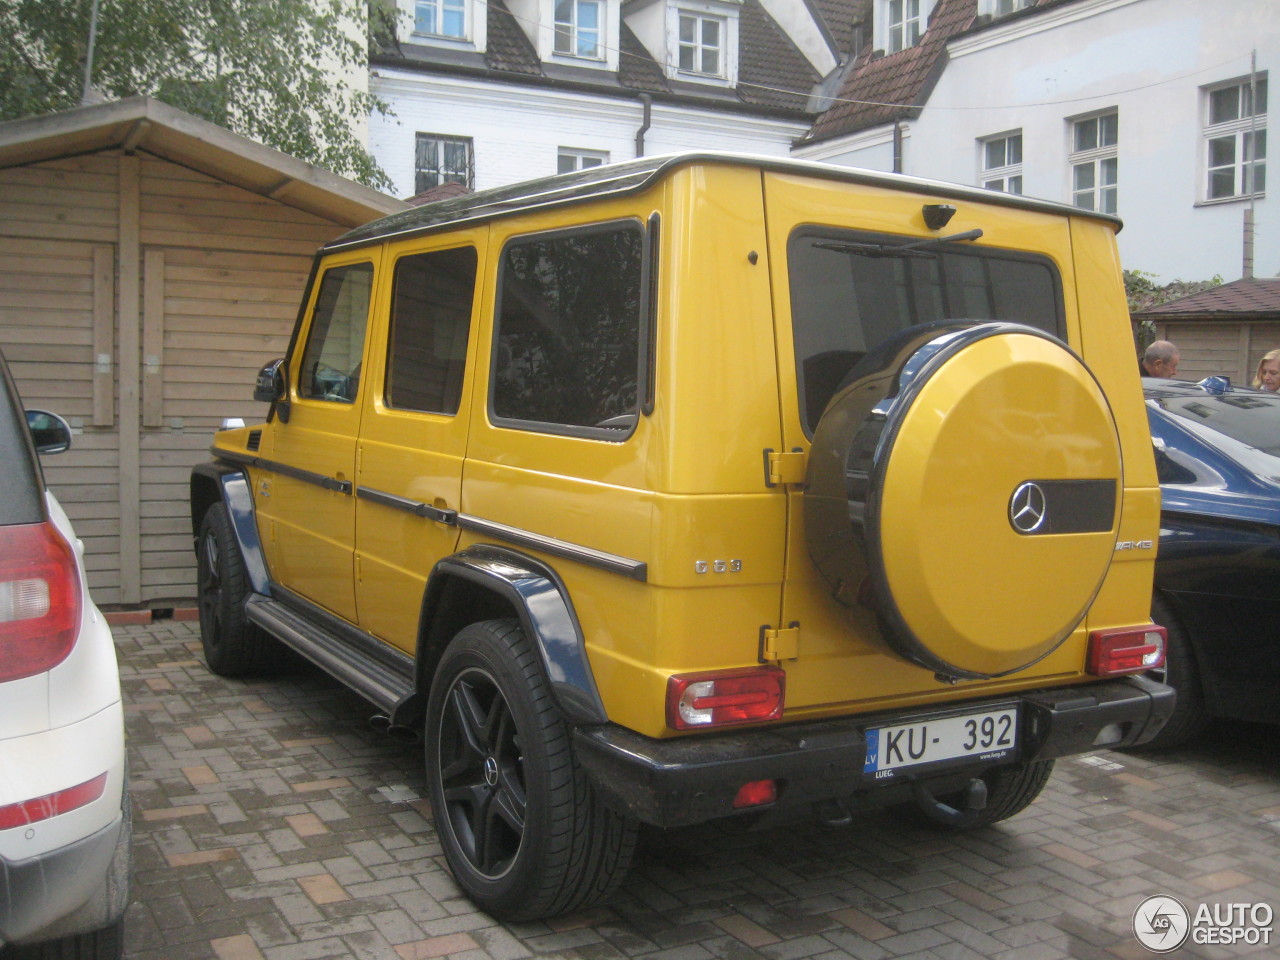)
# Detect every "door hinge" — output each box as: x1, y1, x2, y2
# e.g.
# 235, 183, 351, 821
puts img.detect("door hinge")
759, 622, 800, 662
764, 448, 806, 488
